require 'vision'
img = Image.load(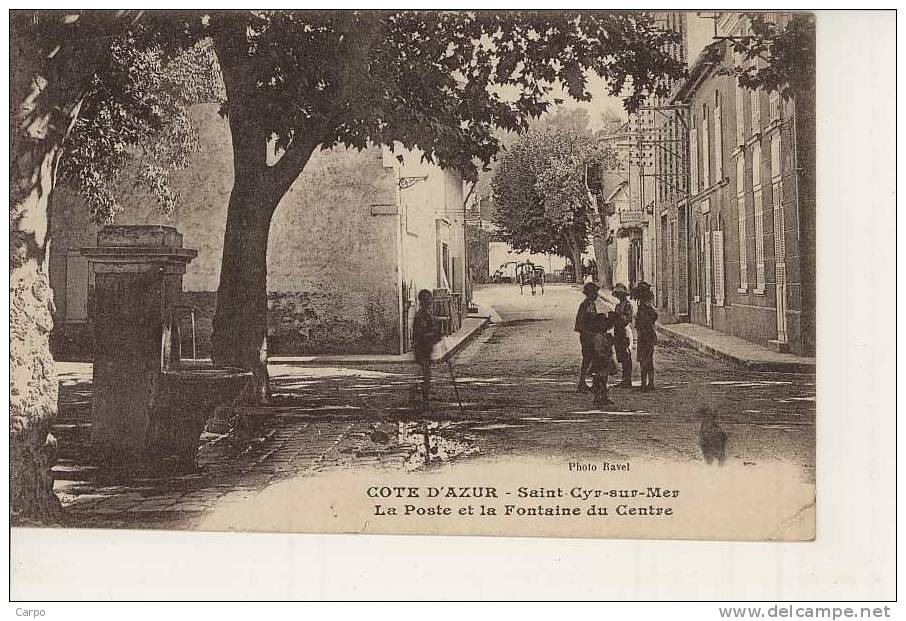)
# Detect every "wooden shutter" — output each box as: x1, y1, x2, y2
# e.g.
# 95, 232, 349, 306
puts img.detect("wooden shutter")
769, 90, 781, 122
737, 195, 748, 290
690, 126, 698, 194
712, 230, 725, 306
701, 111, 710, 187
751, 88, 761, 134
714, 104, 723, 181
753, 188, 766, 290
